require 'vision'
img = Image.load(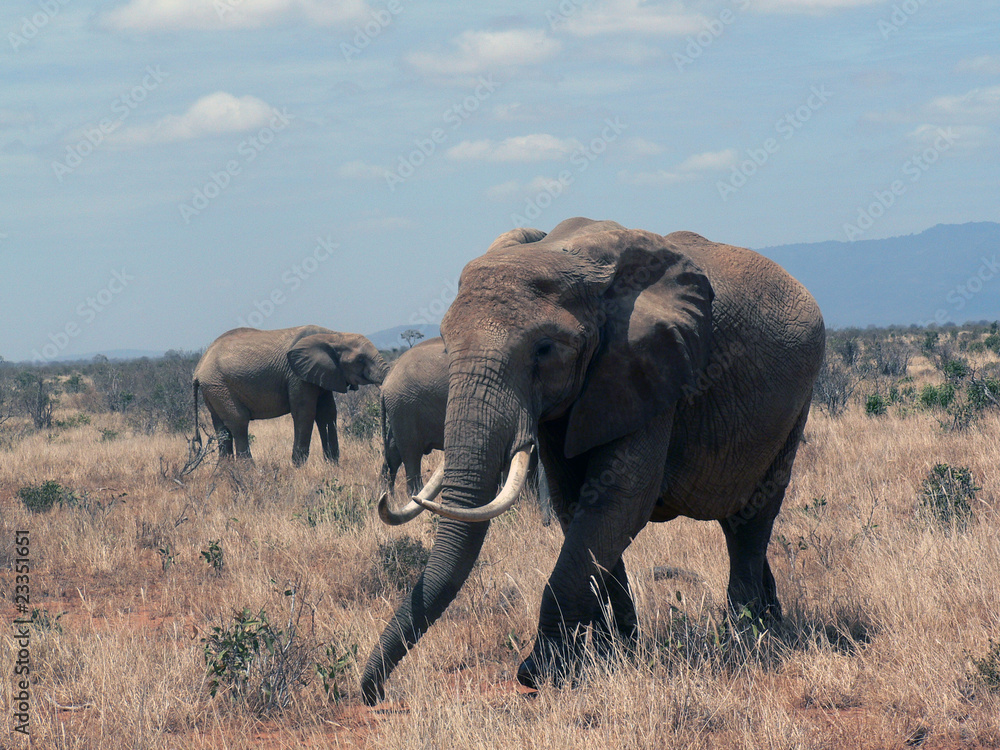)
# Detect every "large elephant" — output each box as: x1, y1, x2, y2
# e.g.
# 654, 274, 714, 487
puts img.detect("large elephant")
192, 325, 388, 465
364, 218, 824, 703
380, 337, 449, 495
